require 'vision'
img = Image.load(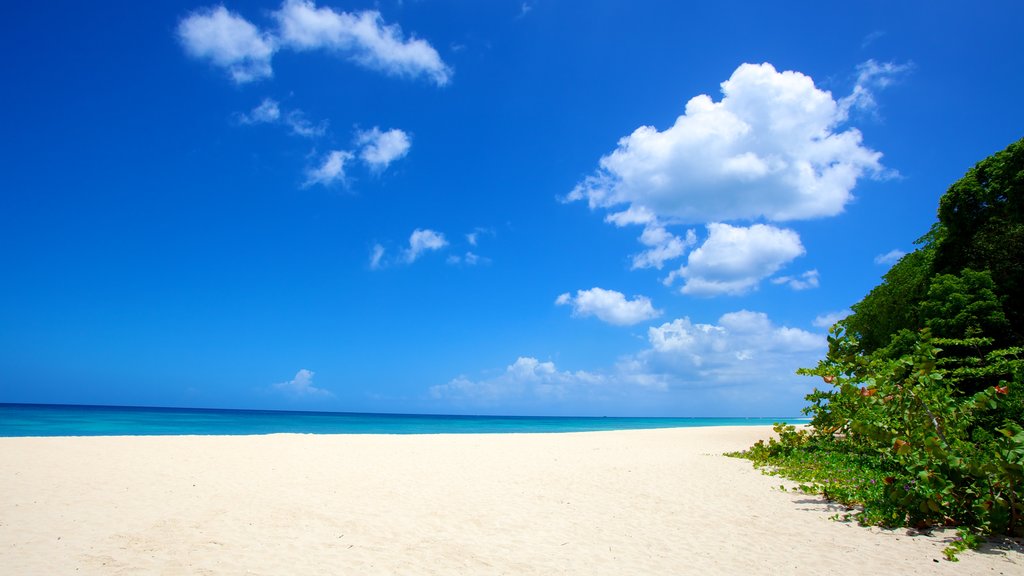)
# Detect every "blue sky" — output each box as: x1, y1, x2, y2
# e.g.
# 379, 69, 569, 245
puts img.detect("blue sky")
2, 1, 1022, 416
